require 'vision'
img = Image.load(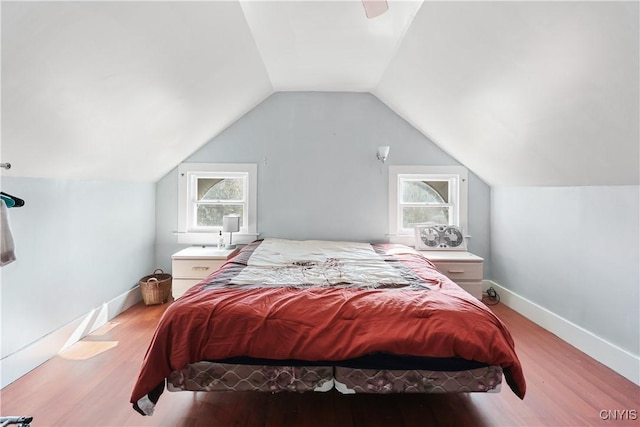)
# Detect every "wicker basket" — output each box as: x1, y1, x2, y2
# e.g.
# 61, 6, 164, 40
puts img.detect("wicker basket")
140, 269, 172, 305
